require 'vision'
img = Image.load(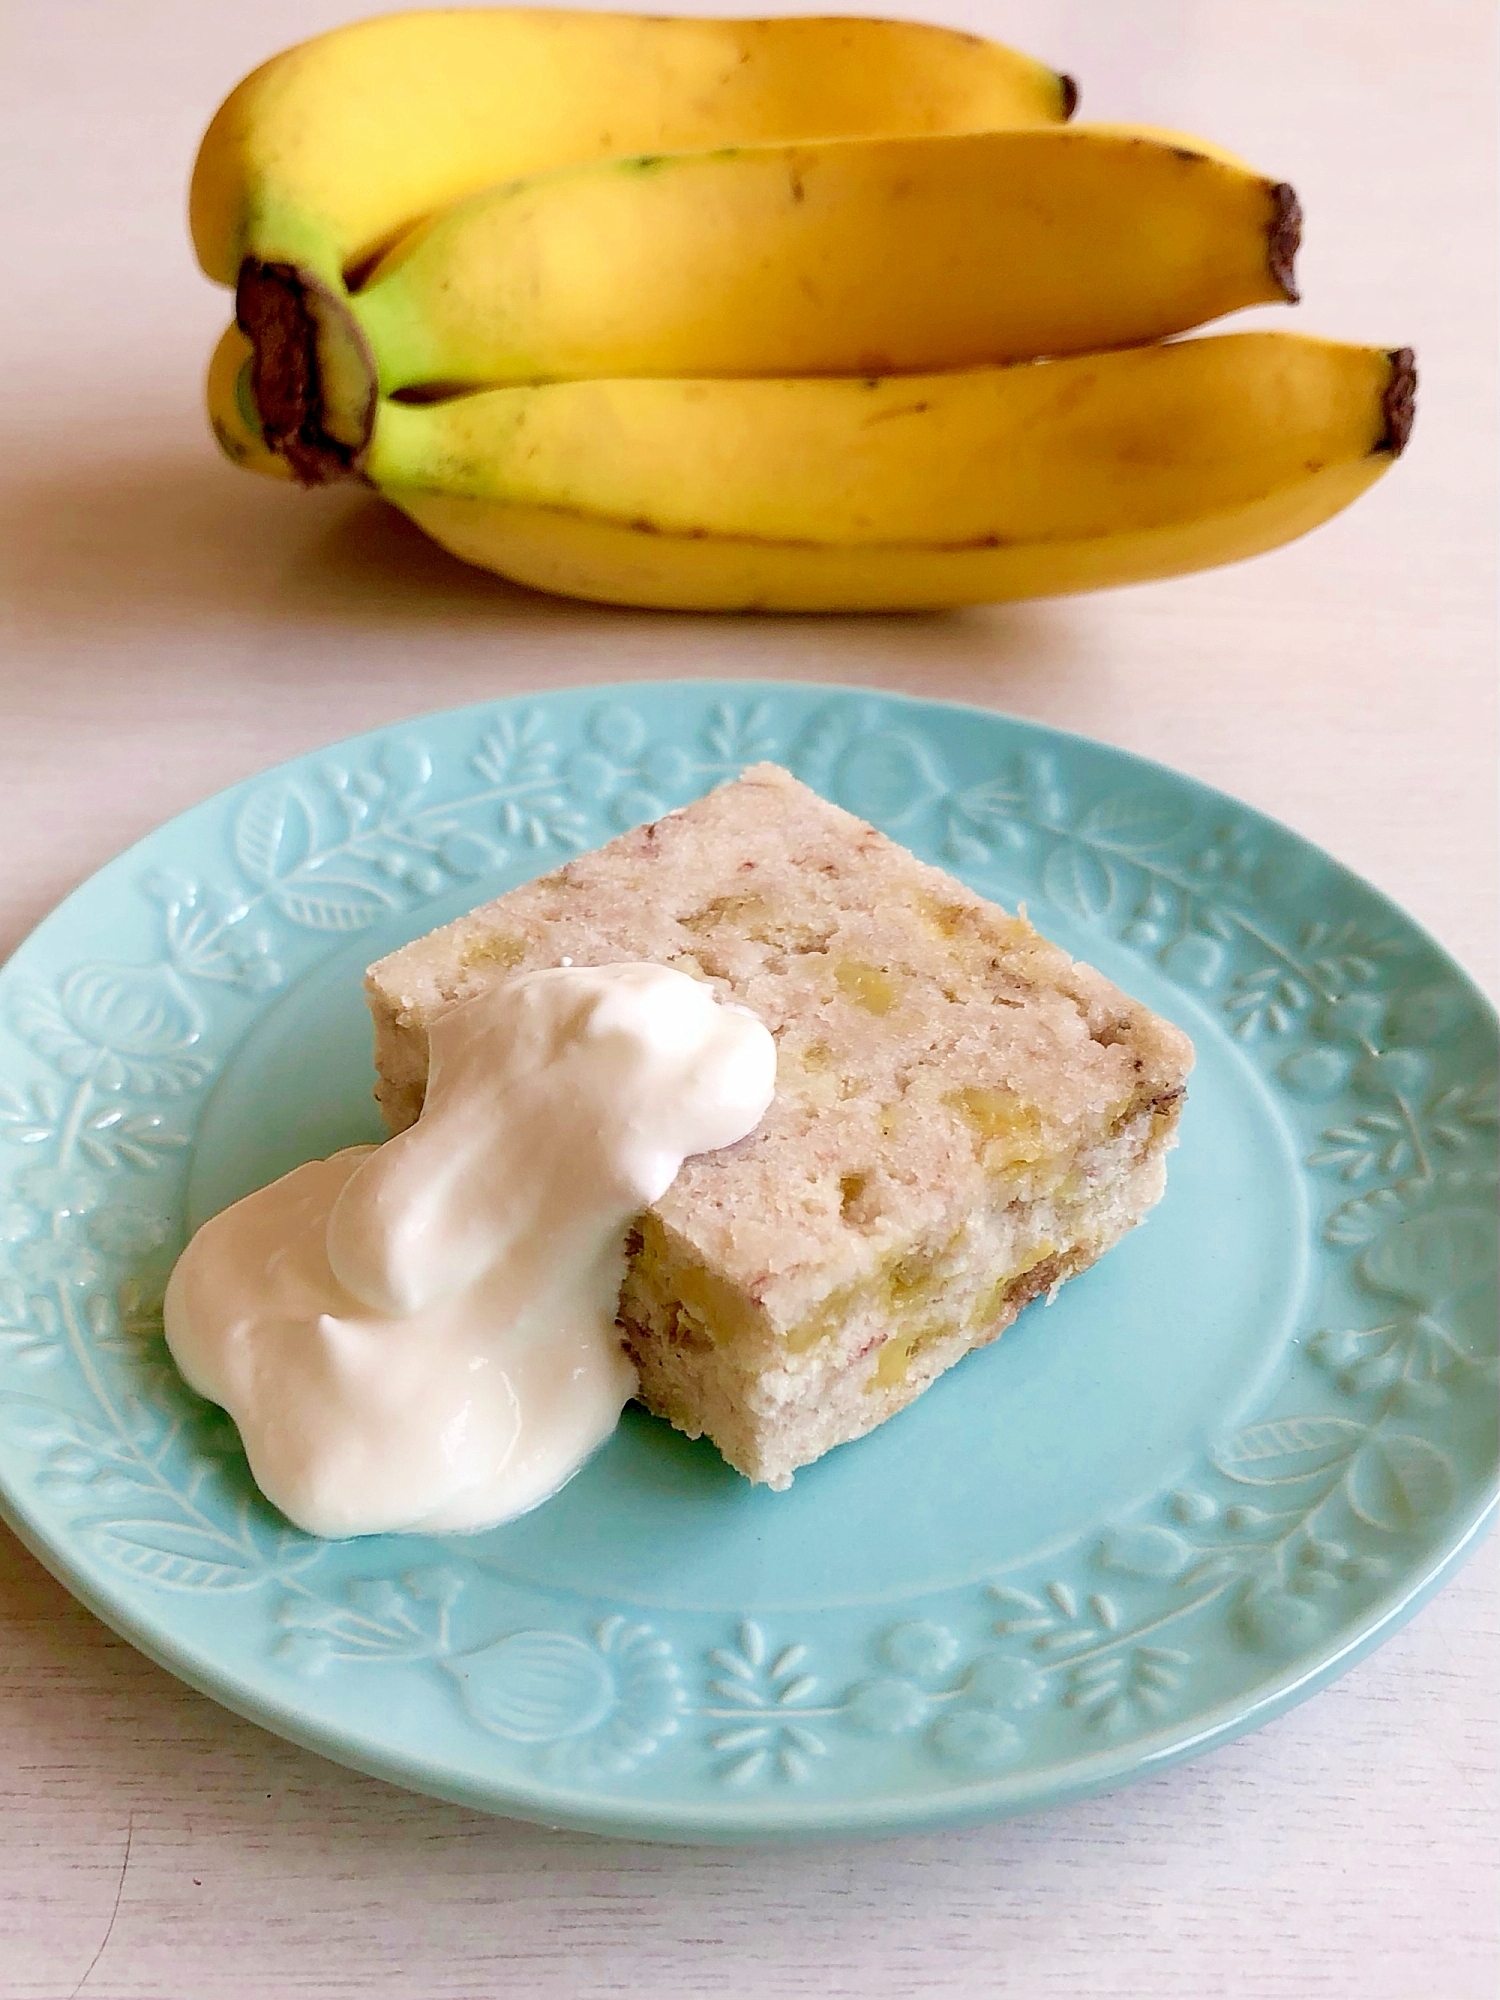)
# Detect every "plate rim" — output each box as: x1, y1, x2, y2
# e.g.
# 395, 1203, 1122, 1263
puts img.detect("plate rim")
0, 1476, 1491, 1842
0, 676, 1494, 1841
